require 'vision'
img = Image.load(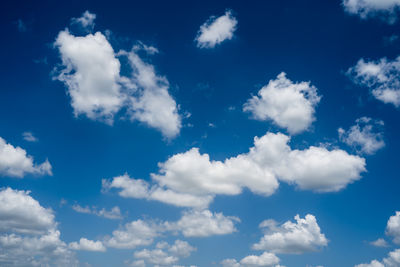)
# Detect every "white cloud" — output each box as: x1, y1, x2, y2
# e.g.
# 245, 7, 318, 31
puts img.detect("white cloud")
105, 132, 365, 208
69, 238, 106, 252
0, 188, 77, 266
122, 50, 181, 138
342, 0, 400, 23
0, 188, 55, 235
195, 10, 237, 48
54, 21, 182, 138
72, 204, 122, 219
22, 131, 38, 142
0, 137, 52, 178
253, 214, 328, 254
243, 72, 321, 134
133, 240, 195, 266
355, 249, 400, 267
71, 10, 96, 31
338, 117, 385, 155
347, 56, 400, 107
221, 253, 281, 267
54, 30, 124, 123
105, 219, 159, 249
165, 209, 239, 237
370, 238, 389, 247
386, 211, 400, 244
